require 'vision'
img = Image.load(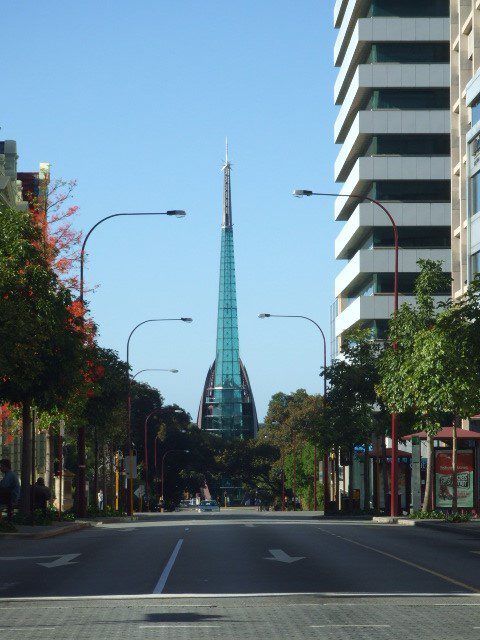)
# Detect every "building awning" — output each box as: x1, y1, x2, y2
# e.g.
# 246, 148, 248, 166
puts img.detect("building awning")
403, 427, 480, 441
368, 448, 411, 458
